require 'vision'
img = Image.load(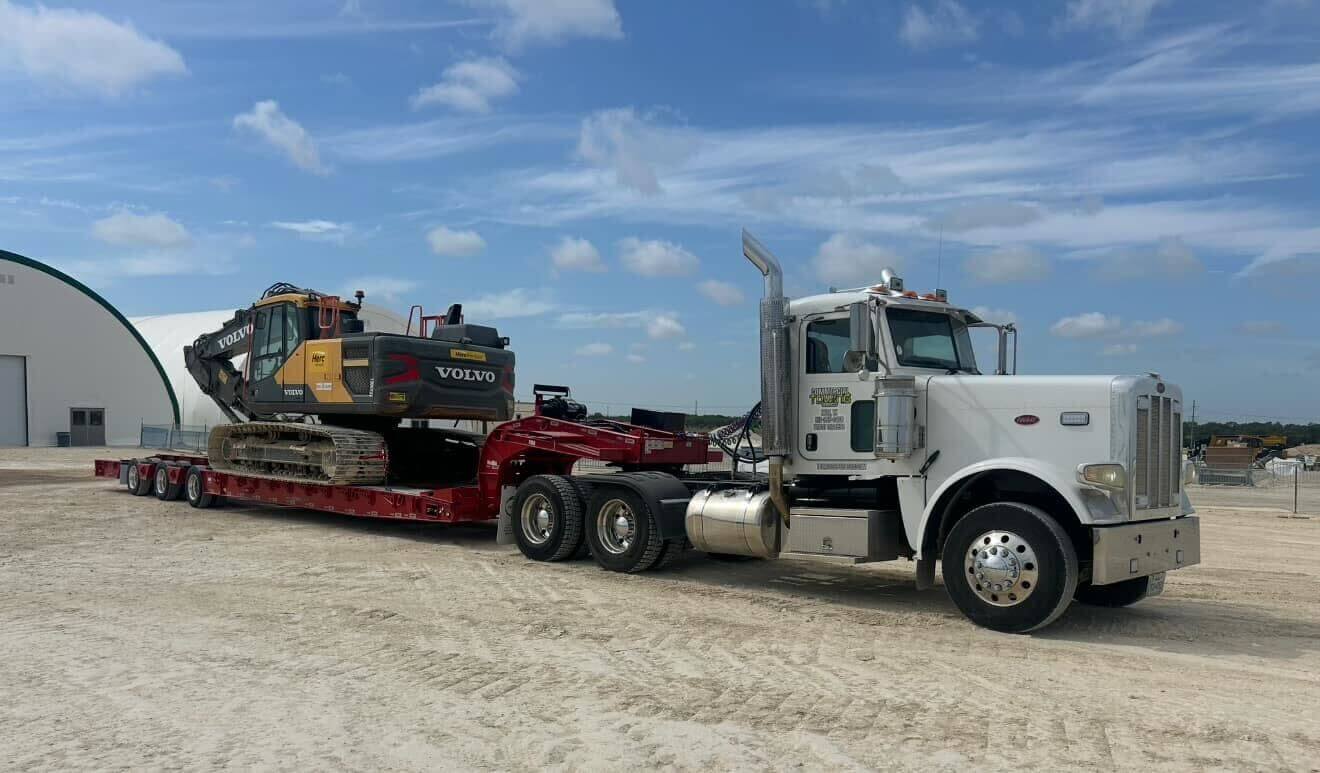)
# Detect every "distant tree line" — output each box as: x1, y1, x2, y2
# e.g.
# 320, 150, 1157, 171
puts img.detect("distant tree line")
1185, 421, 1320, 447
